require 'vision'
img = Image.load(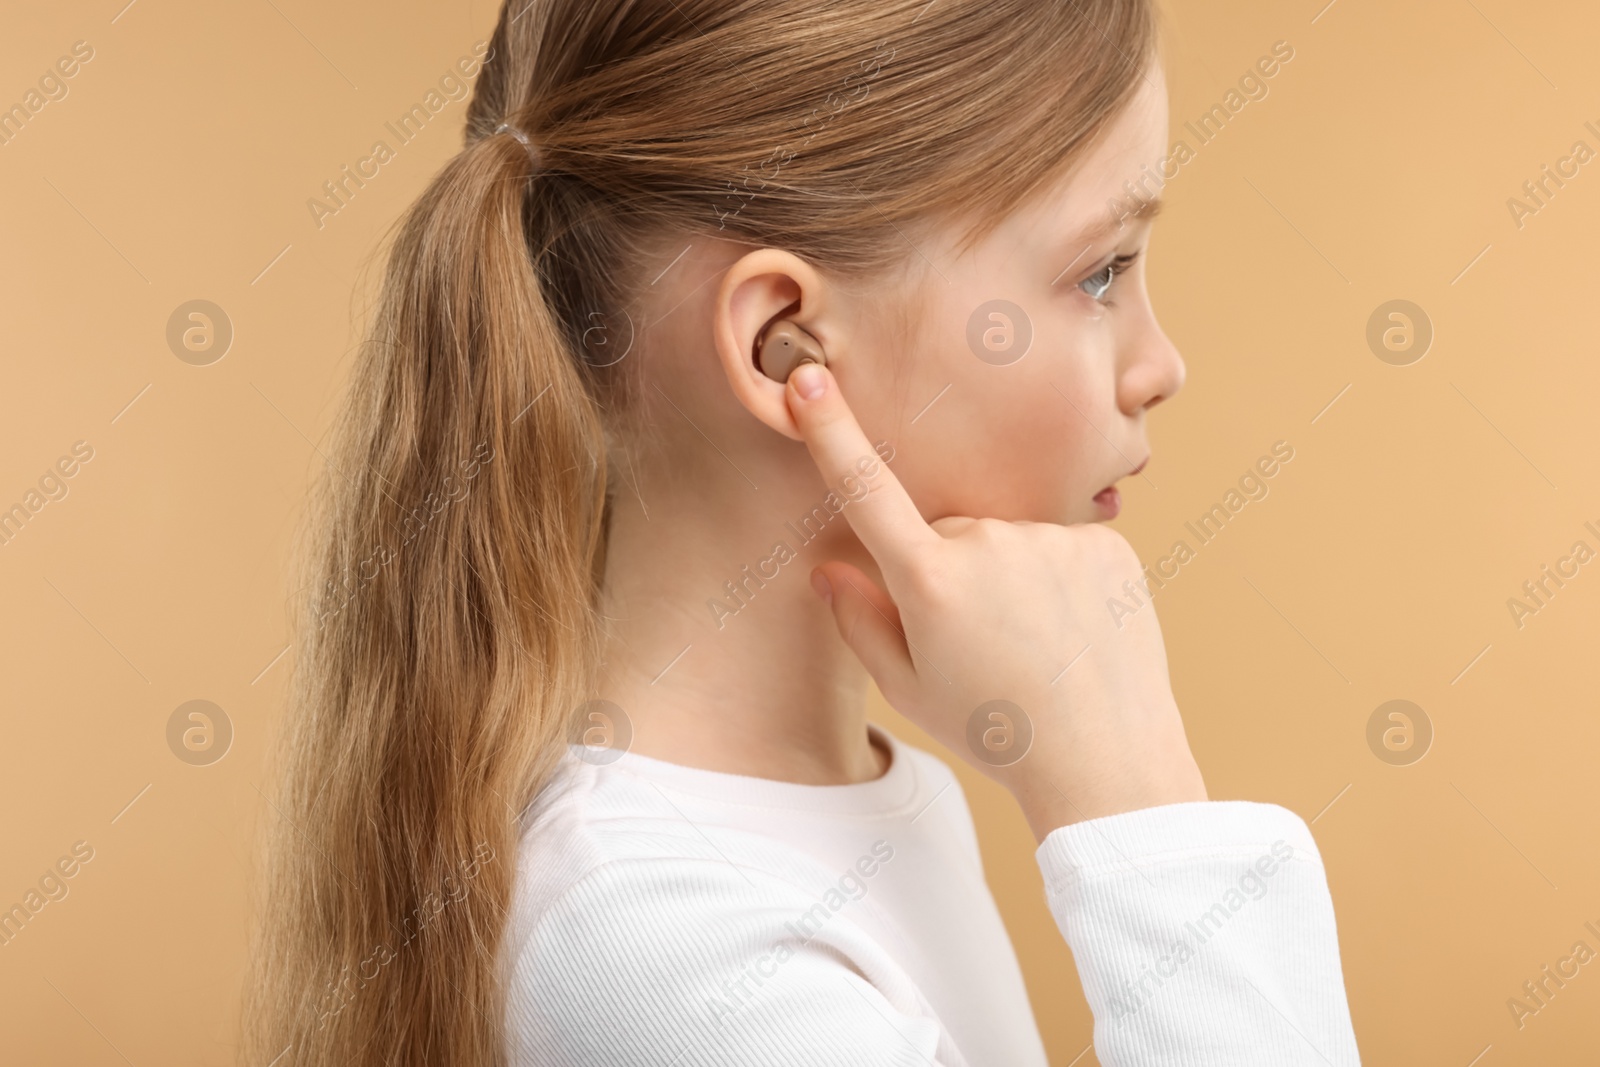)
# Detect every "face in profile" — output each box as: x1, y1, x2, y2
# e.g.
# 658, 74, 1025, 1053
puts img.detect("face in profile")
841, 64, 1184, 529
